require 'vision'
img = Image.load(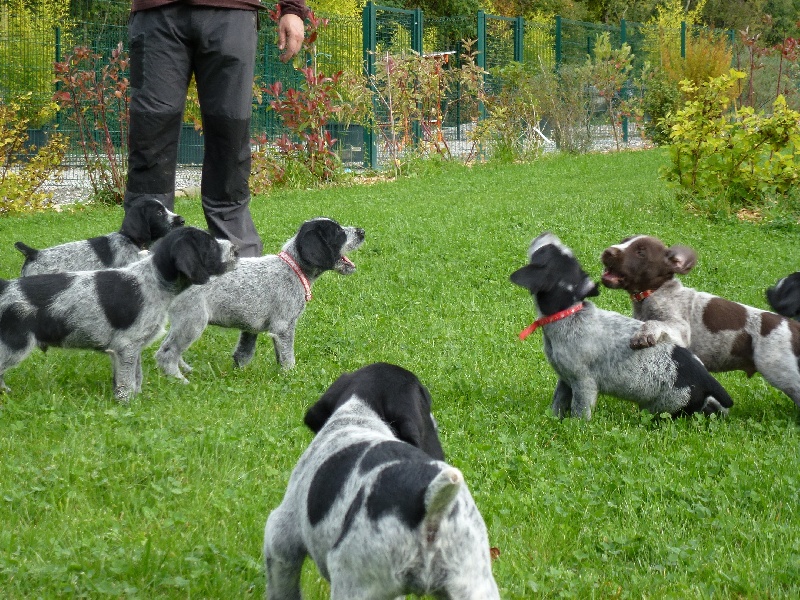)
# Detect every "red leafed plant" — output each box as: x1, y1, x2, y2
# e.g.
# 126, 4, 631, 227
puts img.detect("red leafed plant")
251, 8, 370, 190
53, 42, 130, 204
